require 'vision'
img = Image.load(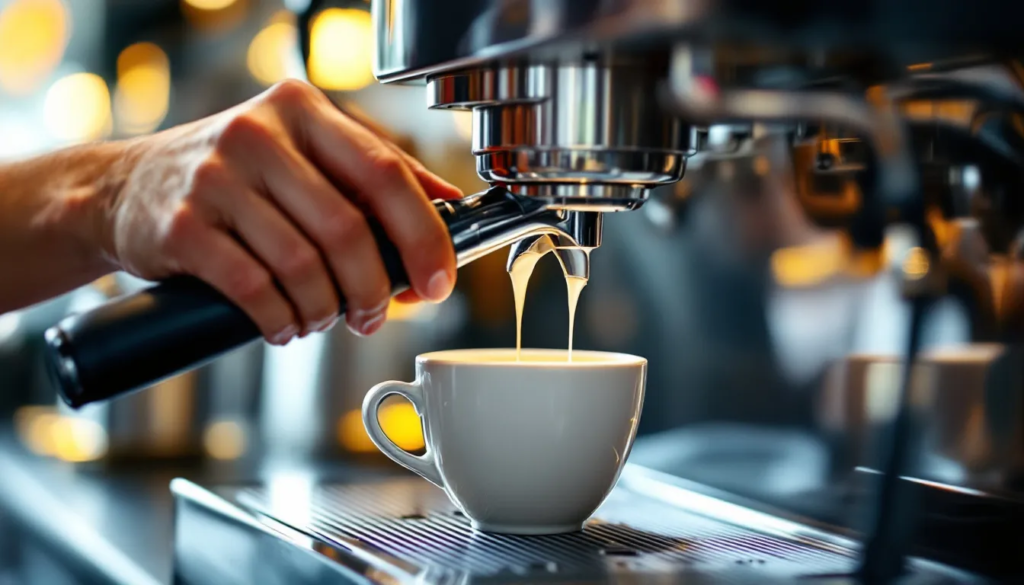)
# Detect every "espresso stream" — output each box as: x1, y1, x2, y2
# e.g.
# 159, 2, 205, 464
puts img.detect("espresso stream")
509, 251, 588, 362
